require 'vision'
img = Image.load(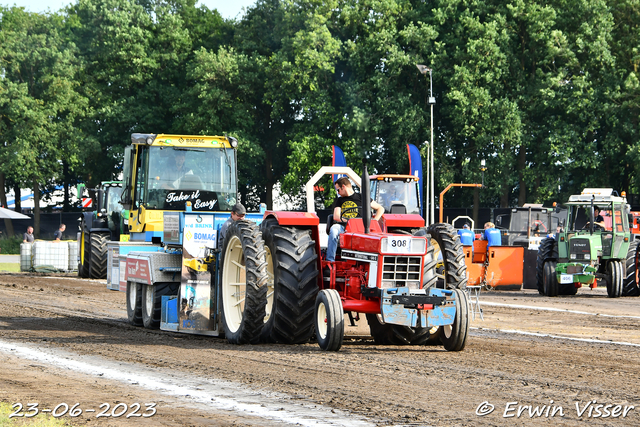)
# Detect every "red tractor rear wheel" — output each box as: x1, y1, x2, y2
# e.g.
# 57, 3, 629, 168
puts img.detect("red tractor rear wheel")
260, 218, 319, 344
425, 223, 468, 290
